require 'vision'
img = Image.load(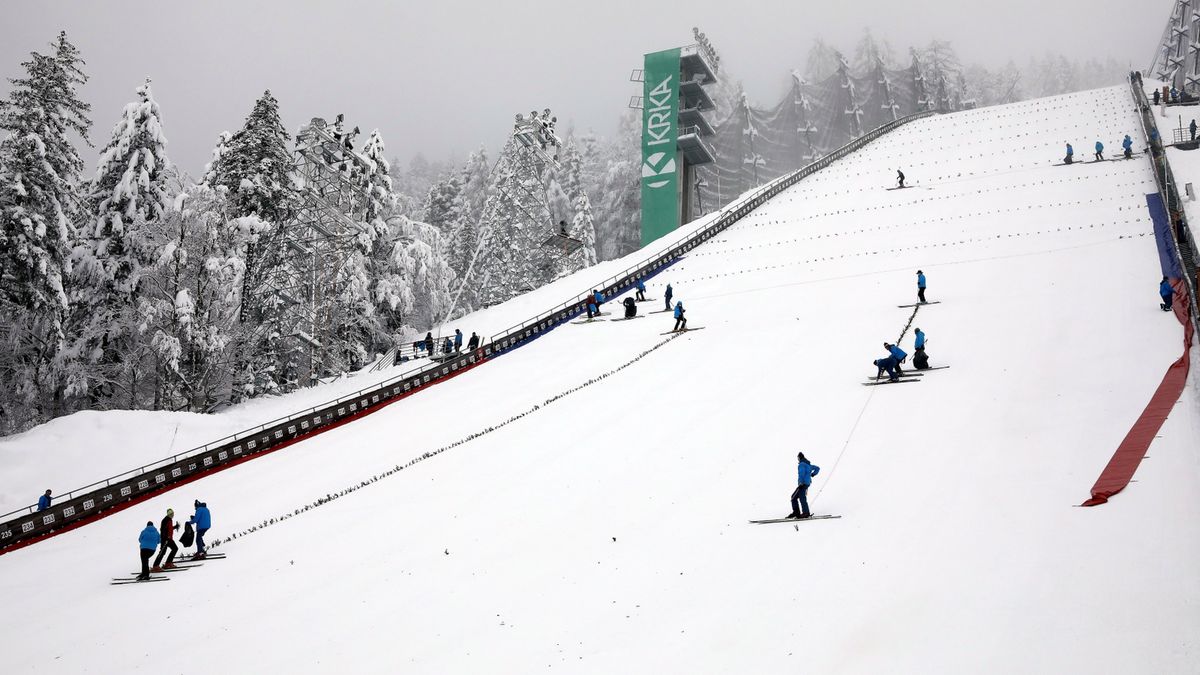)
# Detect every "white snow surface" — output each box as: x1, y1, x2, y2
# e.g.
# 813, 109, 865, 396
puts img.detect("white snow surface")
3, 86, 1199, 673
